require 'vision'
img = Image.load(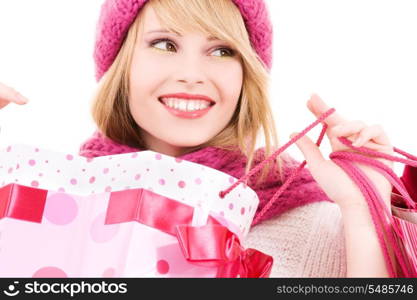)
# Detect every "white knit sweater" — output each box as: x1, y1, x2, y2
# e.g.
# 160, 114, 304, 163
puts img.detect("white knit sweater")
244, 201, 347, 277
